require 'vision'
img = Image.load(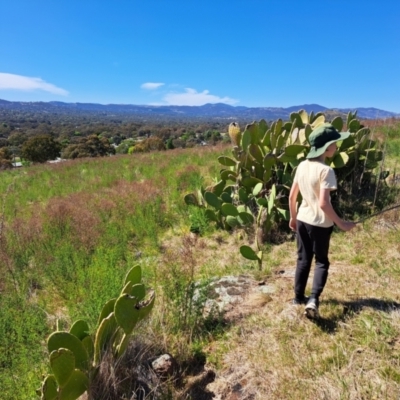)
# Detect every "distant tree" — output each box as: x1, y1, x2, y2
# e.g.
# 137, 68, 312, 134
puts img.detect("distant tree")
0, 147, 13, 170
166, 138, 175, 150
62, 134, 115, 159
116, 139, 135, 154
21, 134, 61, 163
8, 132, 27, 147
131, 137, 165, 153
